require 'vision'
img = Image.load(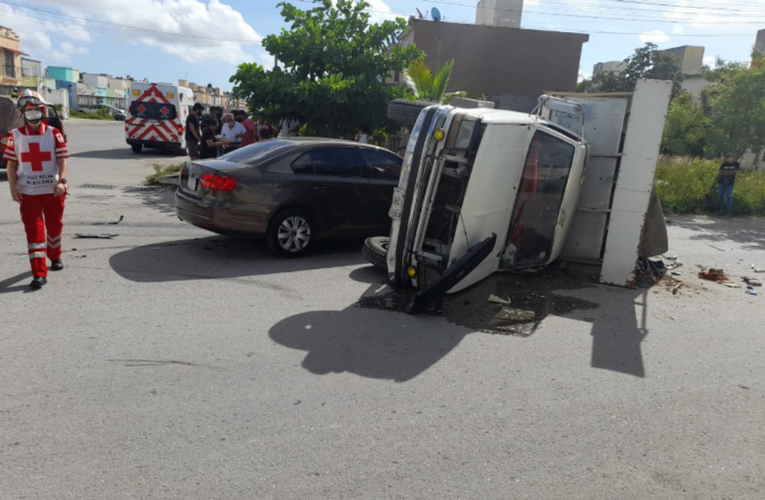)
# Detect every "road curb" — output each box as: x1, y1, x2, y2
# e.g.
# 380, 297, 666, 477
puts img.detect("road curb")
154, 176, 180, 187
